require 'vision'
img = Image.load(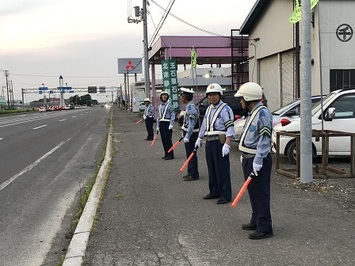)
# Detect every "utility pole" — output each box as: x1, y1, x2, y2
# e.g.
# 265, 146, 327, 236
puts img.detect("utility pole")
4, 70, 10, 109
128, 0, 150, 99
300, 0, 313, 183
142, 0, 150, 98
